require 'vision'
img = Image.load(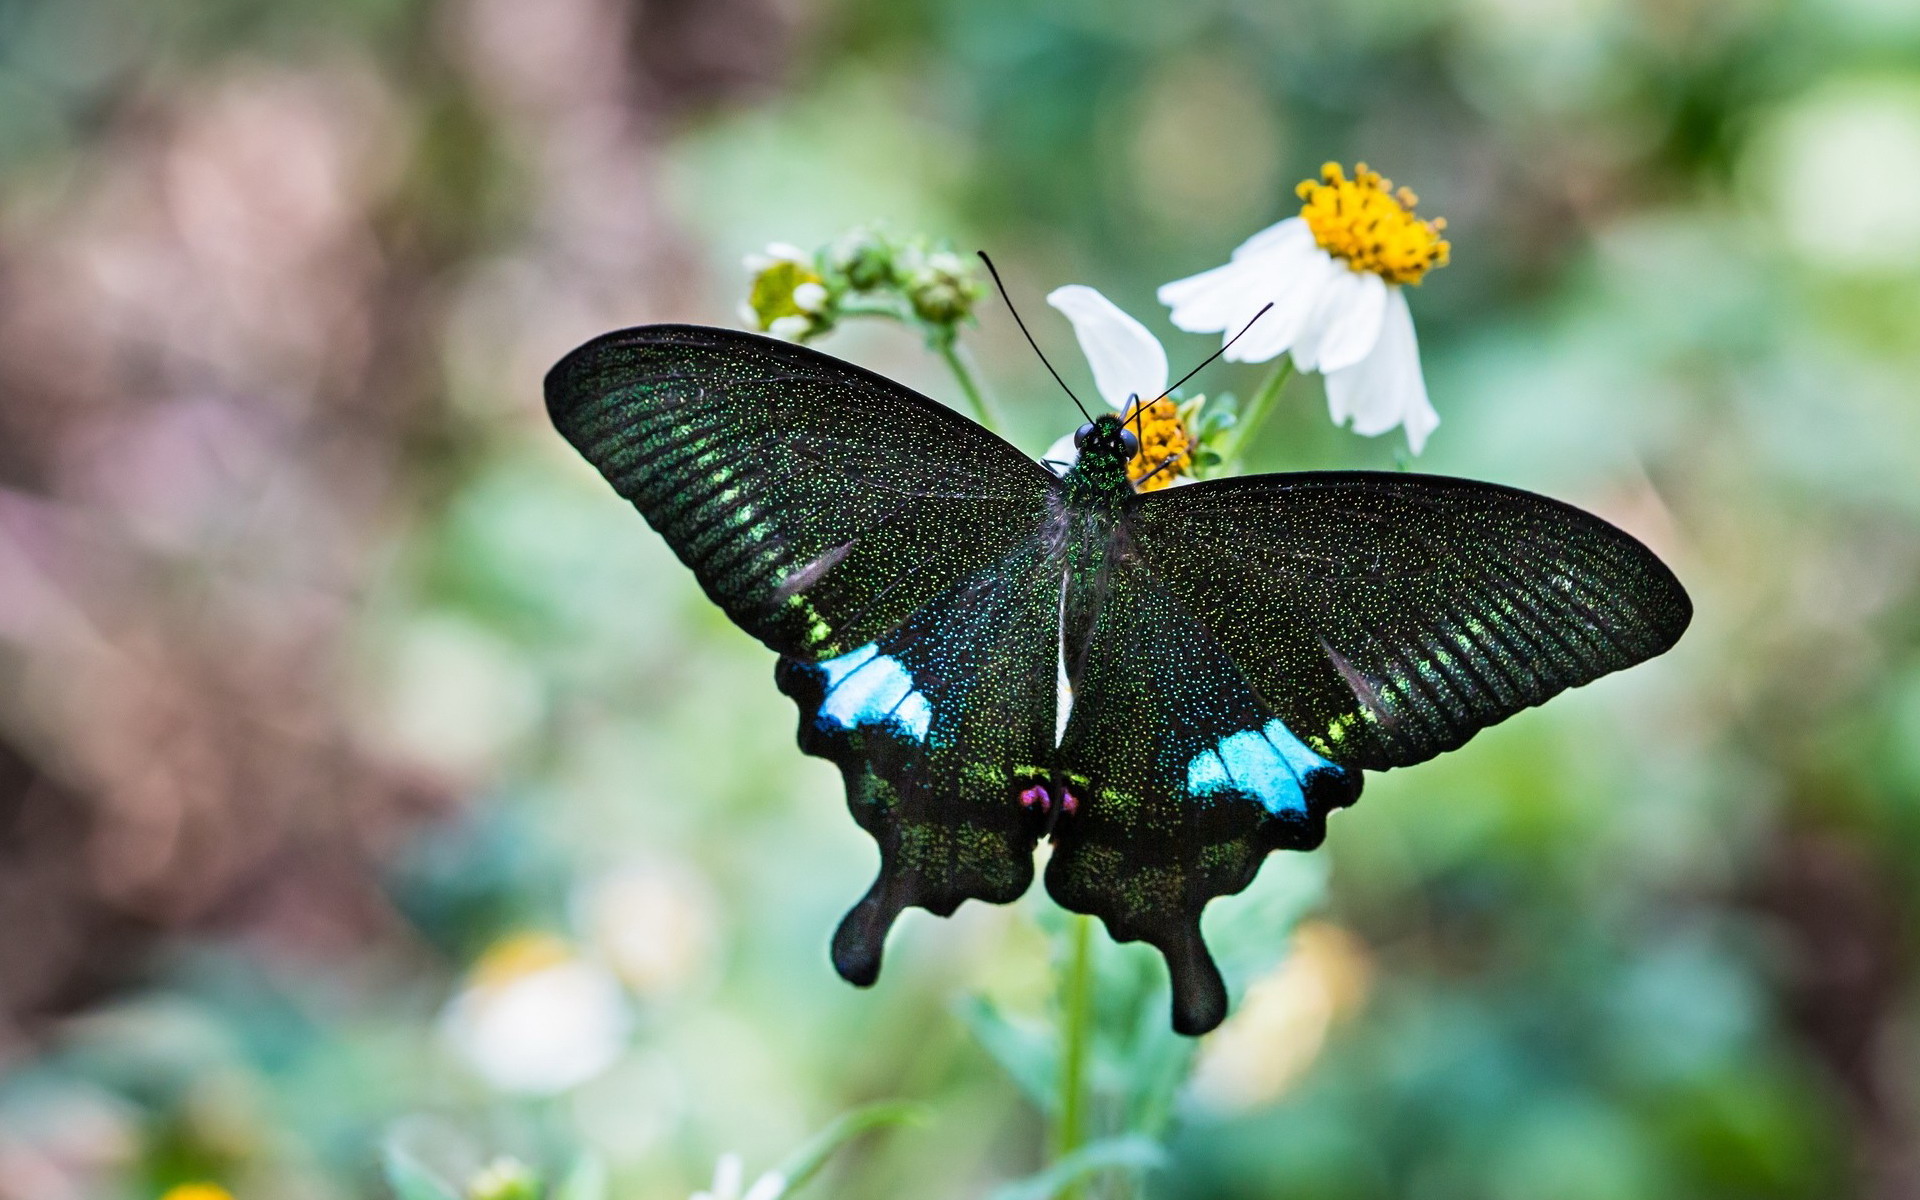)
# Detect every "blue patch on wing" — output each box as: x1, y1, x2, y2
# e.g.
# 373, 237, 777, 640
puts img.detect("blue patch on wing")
1186, 718, 1334, 815
813, 642, 933, 742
